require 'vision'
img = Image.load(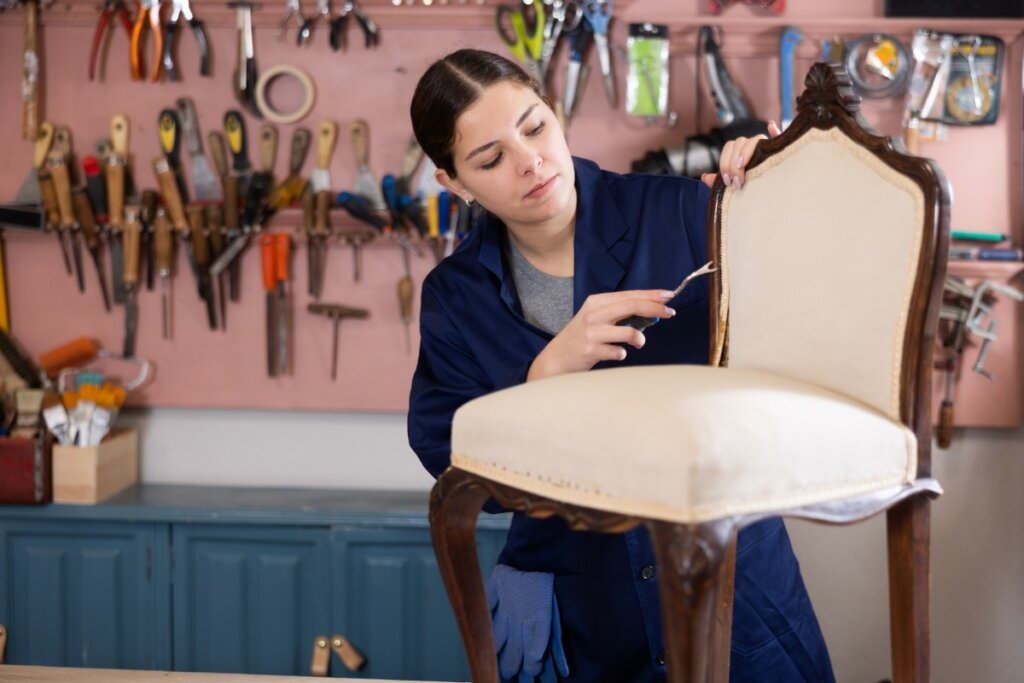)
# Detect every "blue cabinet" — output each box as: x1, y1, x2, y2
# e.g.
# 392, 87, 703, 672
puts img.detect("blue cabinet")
0, 519, 171, 669
0, 486, 509, 680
